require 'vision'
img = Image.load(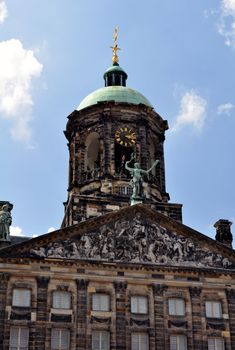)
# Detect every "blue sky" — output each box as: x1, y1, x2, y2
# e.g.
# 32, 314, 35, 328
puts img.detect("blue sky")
0, 0, 235, 242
